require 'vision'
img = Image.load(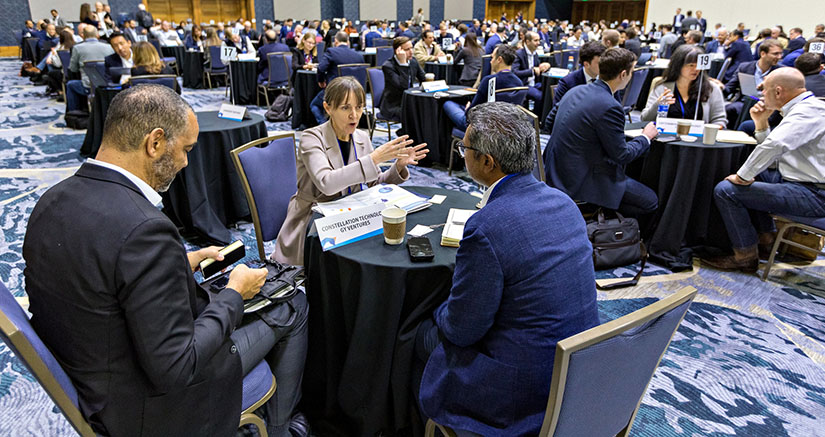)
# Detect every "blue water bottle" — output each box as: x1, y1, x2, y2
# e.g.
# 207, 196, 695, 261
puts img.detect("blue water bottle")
566, 55, 574, 70
656, 103, 669, 133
